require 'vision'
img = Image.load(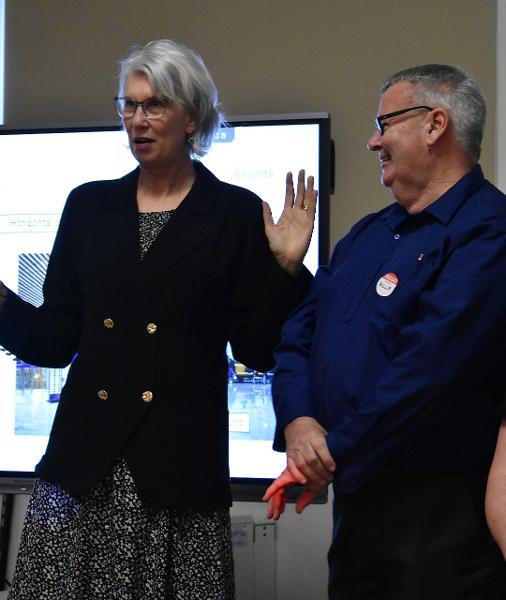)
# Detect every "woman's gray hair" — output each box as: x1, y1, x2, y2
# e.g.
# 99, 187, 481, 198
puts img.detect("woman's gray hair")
118, 39, 224, 157
380, 64, 486, 162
